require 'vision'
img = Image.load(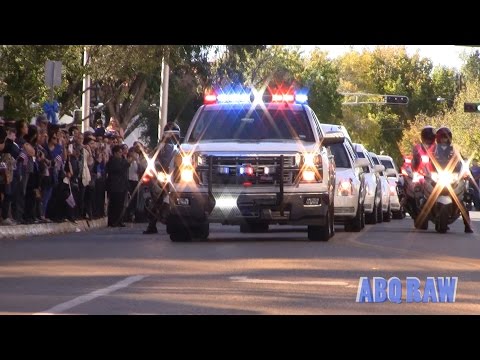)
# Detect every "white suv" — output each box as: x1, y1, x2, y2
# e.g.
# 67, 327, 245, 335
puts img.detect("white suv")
369, 152, 392, 222
353, 143, 384, 224
378, 154, 404, 219
164, 89, 344, 242
321, 124, 368, 231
